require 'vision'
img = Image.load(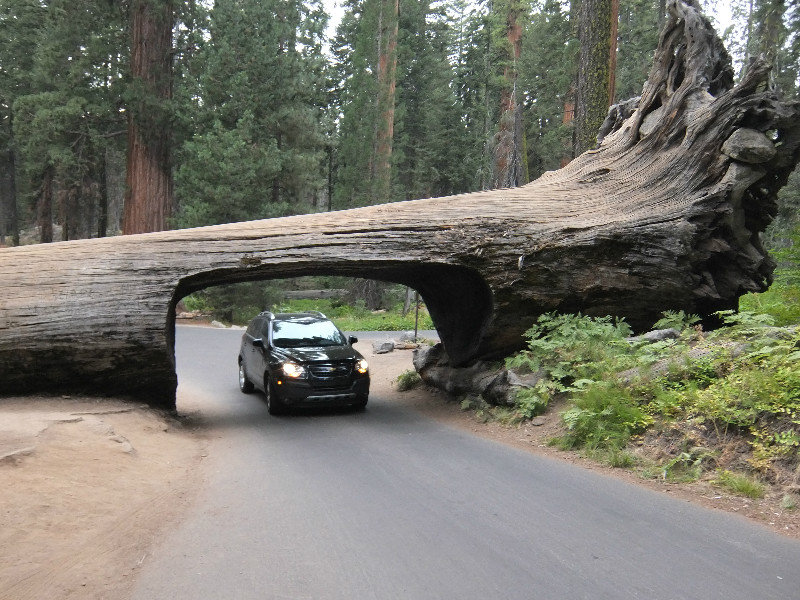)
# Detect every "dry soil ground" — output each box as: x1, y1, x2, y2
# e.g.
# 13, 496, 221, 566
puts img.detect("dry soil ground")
1, 339, 798, 599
